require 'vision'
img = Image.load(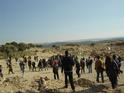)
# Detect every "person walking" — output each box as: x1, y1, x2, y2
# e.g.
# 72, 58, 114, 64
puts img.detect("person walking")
80, 58, 85, 73
8, 63, 14, 74
75, 57, 80, 78
105, 54, 111, 77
